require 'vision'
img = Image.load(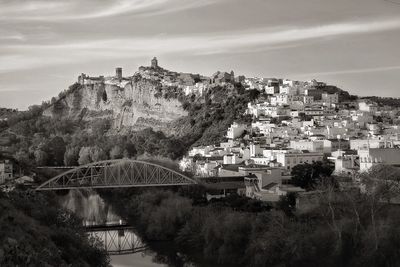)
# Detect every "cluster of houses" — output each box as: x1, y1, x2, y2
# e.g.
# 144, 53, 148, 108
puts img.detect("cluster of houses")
179, 75, 400, 202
